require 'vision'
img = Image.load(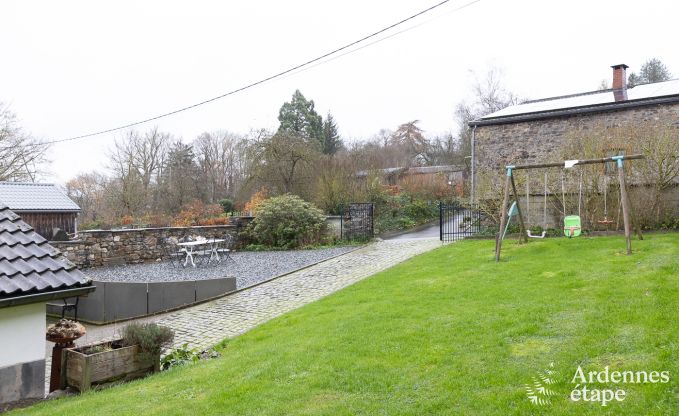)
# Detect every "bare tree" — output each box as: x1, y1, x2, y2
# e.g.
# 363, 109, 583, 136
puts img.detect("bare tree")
248, 131, 319, 197
134, 127, 170, 191
425, 133, 457, 166
471, 67, 520, 114
108, 127, 171, 214
455, 67, 520, 162
65, 171, 108, 223
195, 131, 248, 202
107, 139, 145, 216
0, 103, 49, 181
373, 129, 393, 148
